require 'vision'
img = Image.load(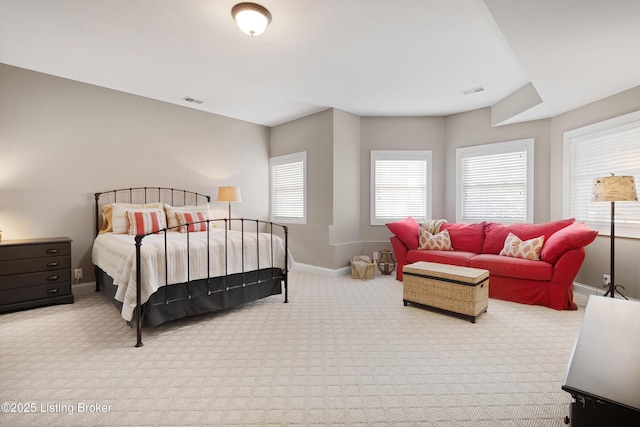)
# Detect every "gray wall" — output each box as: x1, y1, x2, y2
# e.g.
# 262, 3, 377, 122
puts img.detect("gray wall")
269, 108, 364, 270
0, 64, 270, 282
359, 116, 446, 258
3, 62, 640, 298
331, 109, 363, 266
269, 109, 335, 269
443, 108, 551, 223
550, 86, 640, 300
